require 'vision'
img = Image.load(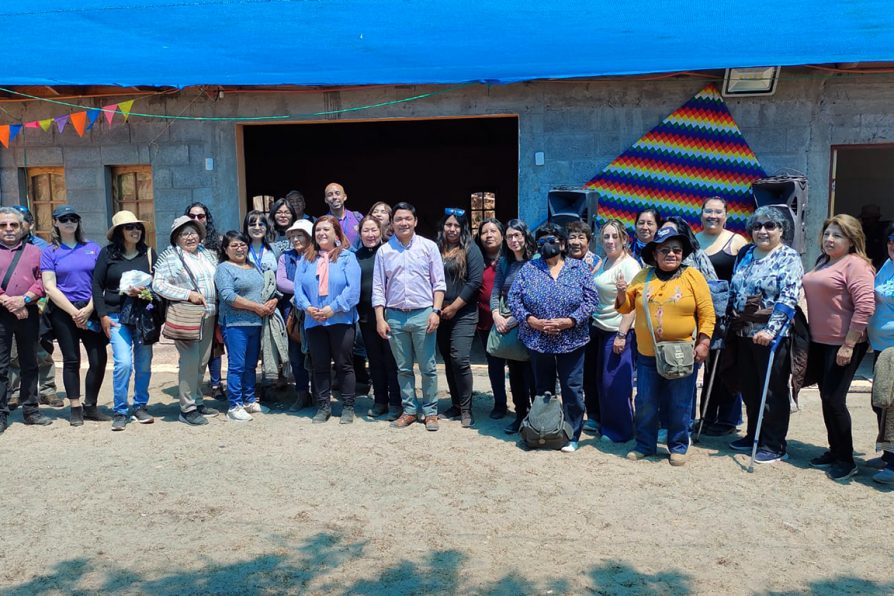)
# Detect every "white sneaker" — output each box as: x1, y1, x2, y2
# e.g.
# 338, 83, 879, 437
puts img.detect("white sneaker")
560, 441, 579, 453
244, 402, 269, 414
227, 406, 253, 422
